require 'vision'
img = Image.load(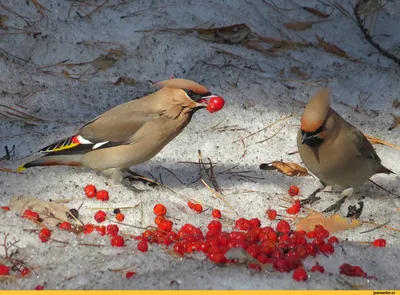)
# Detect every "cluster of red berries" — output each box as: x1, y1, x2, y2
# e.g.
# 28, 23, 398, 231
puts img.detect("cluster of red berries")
84, 184, 109, 201
8, 184, 387, 283
0, 262, 30, 278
